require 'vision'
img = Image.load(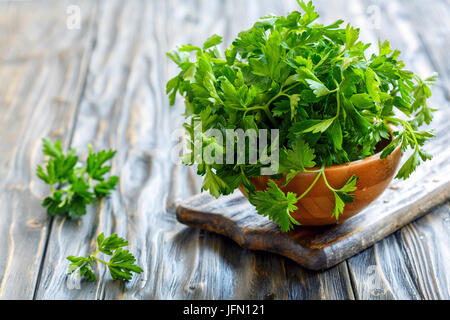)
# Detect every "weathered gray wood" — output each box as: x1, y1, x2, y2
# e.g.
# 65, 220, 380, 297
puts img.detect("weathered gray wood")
35, 0, 354, 300
315, 0, 450, 299
347, 203, 450, 300
352, 0, 450, 300
177, 177, 450, 270
0, 0, 96, 299
399, 0, 450, 99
